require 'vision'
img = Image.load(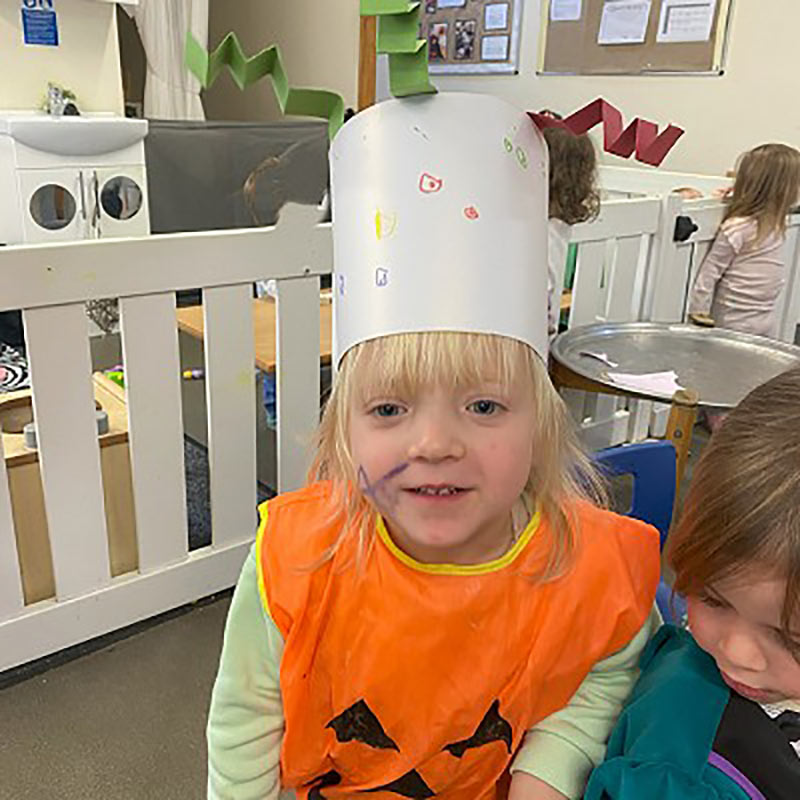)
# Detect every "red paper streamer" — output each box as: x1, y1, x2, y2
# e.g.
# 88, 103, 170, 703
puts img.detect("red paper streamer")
528, 98, 684, 168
